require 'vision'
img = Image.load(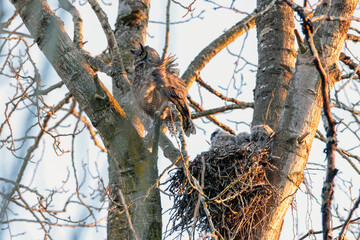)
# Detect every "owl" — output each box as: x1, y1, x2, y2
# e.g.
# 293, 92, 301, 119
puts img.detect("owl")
250, 125, 274, 143
131, 43, 196, 136
210, 128, 236, 149
235, 131, 251, 146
